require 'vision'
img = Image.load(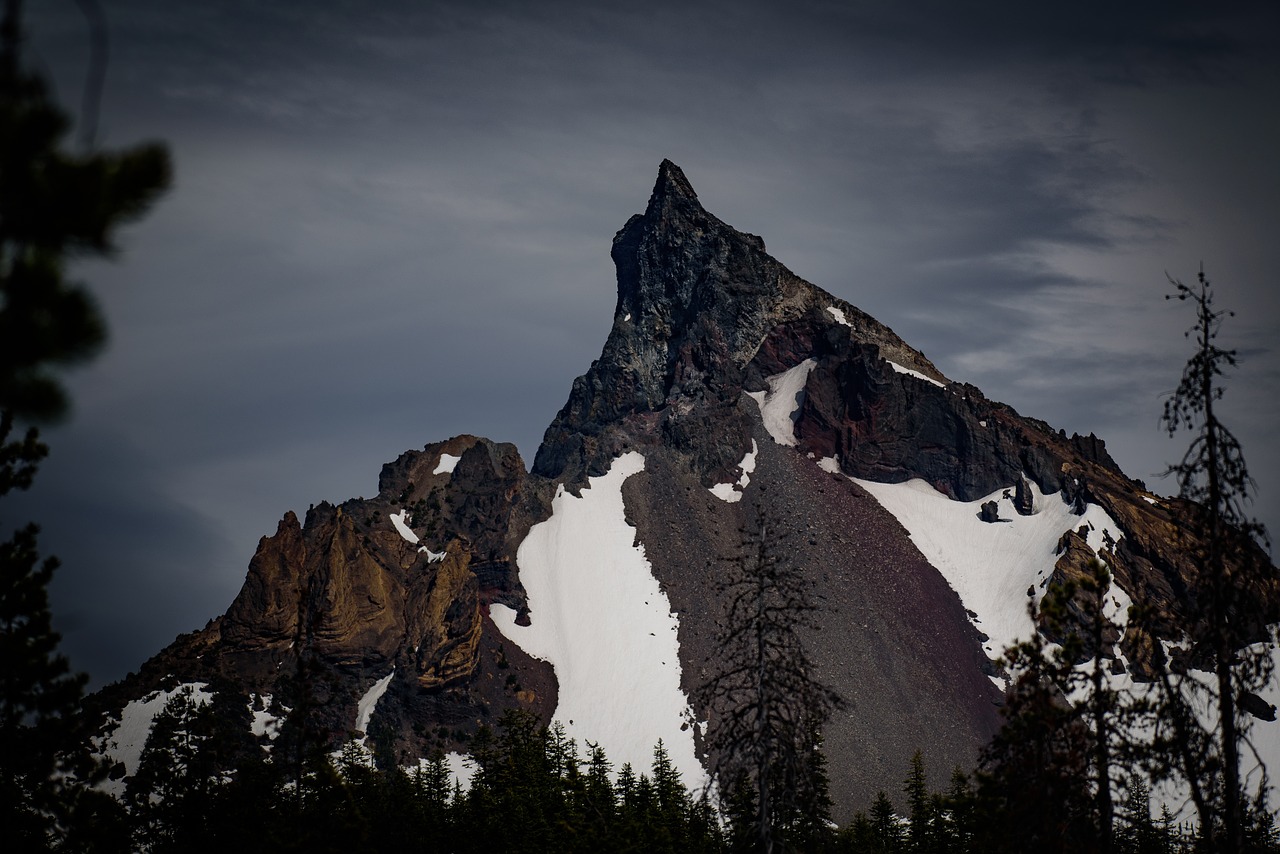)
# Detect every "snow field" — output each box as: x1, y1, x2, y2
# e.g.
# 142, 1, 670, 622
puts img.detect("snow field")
490, 452, 705, 789
405, 752, 477, 794
248, 692, 284, 746
326, 669, 399, 768
389, 509, 418, 543
826, 306, 852, 327
434, 453, 461, 475
356, 669, 395, 736
850, 473, 1123, 661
